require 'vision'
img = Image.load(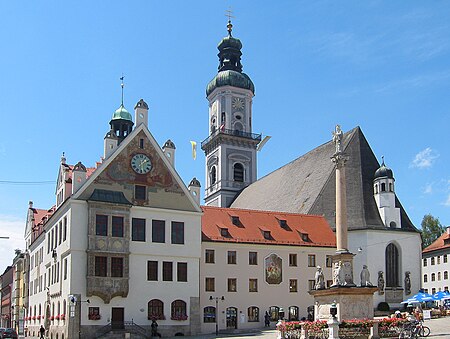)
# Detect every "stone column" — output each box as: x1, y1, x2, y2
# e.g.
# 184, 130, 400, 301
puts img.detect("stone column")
335, 159, 348, 252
